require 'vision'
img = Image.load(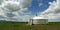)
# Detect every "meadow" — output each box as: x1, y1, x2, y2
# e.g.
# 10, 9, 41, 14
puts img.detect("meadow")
0, 22, 60, 30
